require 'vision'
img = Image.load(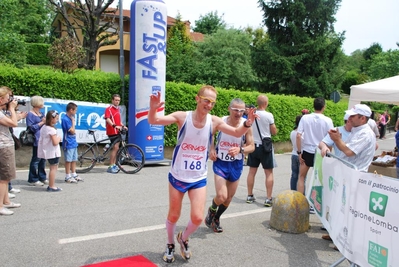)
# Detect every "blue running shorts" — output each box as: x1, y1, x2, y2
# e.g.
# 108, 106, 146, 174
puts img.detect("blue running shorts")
212, 158, 244, 182
168, 173, 207, 193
